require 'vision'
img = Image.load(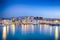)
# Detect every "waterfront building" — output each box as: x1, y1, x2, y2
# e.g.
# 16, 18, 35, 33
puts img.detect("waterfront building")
0, 18, 3, 24
2, 18, 11, 25
10, 17, 16, 24
33, 17, 44, 24
15, 18, 22, 25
